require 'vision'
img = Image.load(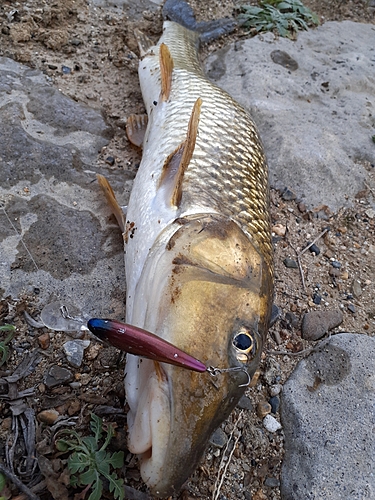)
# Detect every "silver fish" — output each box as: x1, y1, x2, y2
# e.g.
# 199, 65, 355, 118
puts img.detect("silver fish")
98, 12, 273, 498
